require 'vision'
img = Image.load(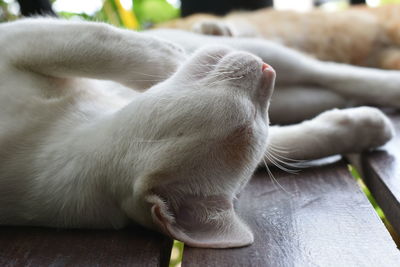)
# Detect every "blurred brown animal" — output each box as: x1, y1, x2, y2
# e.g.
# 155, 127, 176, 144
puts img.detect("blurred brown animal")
156, 5, 400, 69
